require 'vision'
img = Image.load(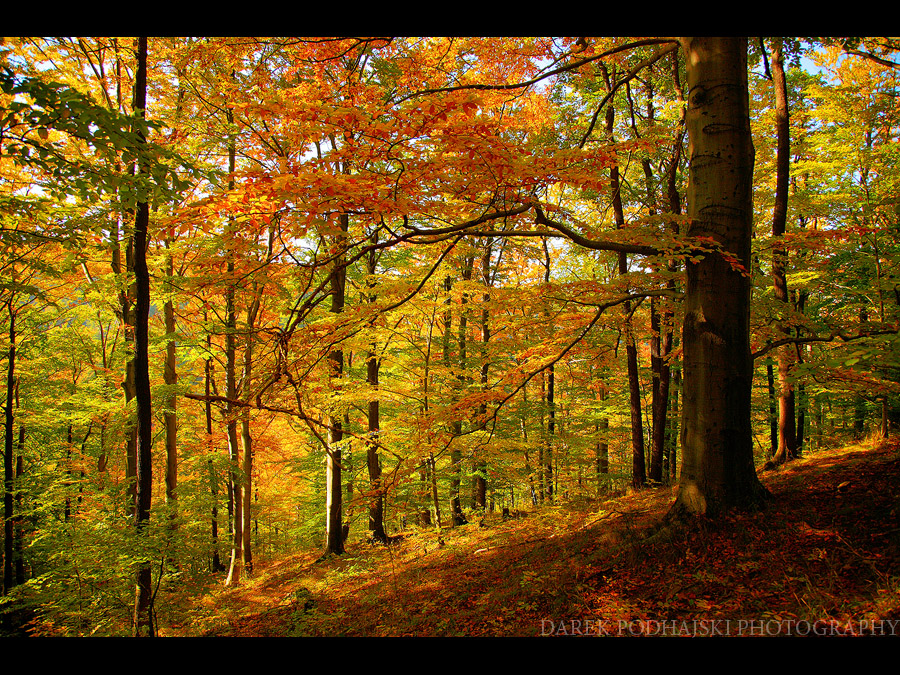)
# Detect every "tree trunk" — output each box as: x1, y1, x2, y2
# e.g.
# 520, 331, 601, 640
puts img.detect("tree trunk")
649, 295, 672, 484
224, 114, 243, 586
795, 287, 809, 456
667, 365, 680, 484
417, 462, 432, 527
853, 307, 868, 440
14, 444, 24, 586
117, 231, 138, 514
769, 38, 797, 466
131, 36, 154, 637
854, 395, 867, 439
663, 55, 685, 487
602, 69, 646, 489
4, 299, 16, 595
521, 386, 538, 505
239, 292, 262, 575
324, 214, 348, 555
420, 308, 439, 528
447, 269, 469, 526
539, 240, 556, 503
204, 329, 223, 572
473, 239, 494, 511
672, 36, 768, 517
238, 219, 274, 571
597, 419, 609, 487
429, 453, 442, 529
365, 245, 388, 543
628, 72, 673, 487
240, 397, 253, 575
163, 244, 178, 526
366, 340, 387, 543
538, 372, 546, 503
766, 357, 778, 456
796, 368, 807, 453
